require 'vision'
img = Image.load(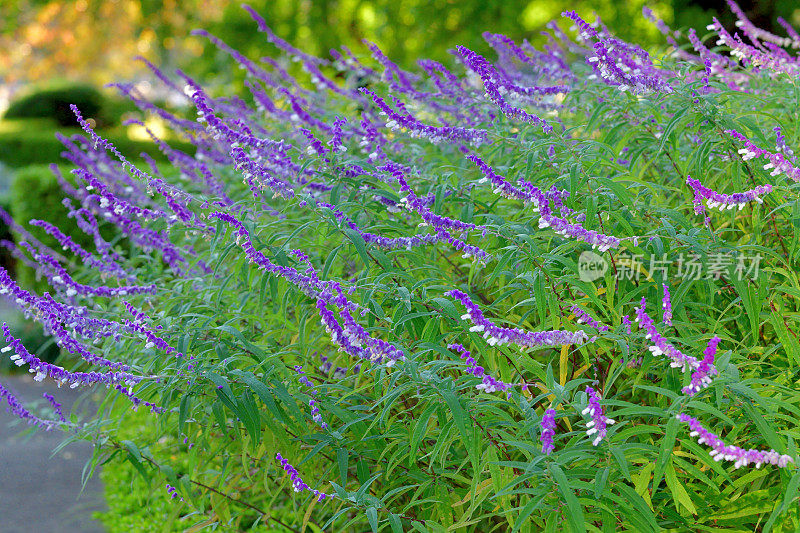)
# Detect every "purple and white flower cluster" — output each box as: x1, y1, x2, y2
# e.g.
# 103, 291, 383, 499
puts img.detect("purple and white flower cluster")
686, 175, 772, 211
450, 289, 589, 348
540, 408, 557, 455
581, 387, 615, 446
275, 452, 334, 502
677, 414, 793, 469
448, 343, 513, 395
